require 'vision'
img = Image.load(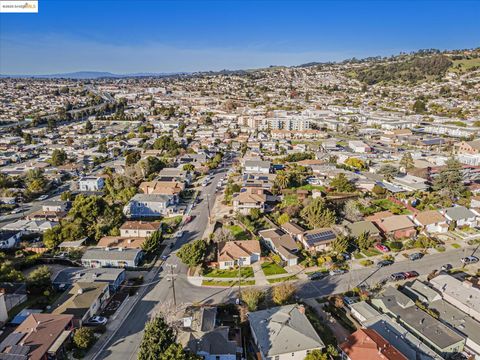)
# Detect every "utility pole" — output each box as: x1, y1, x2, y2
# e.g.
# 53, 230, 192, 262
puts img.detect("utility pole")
206, 193, 211, 224
237, 258, 242, 304
166, 264, 177, 306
